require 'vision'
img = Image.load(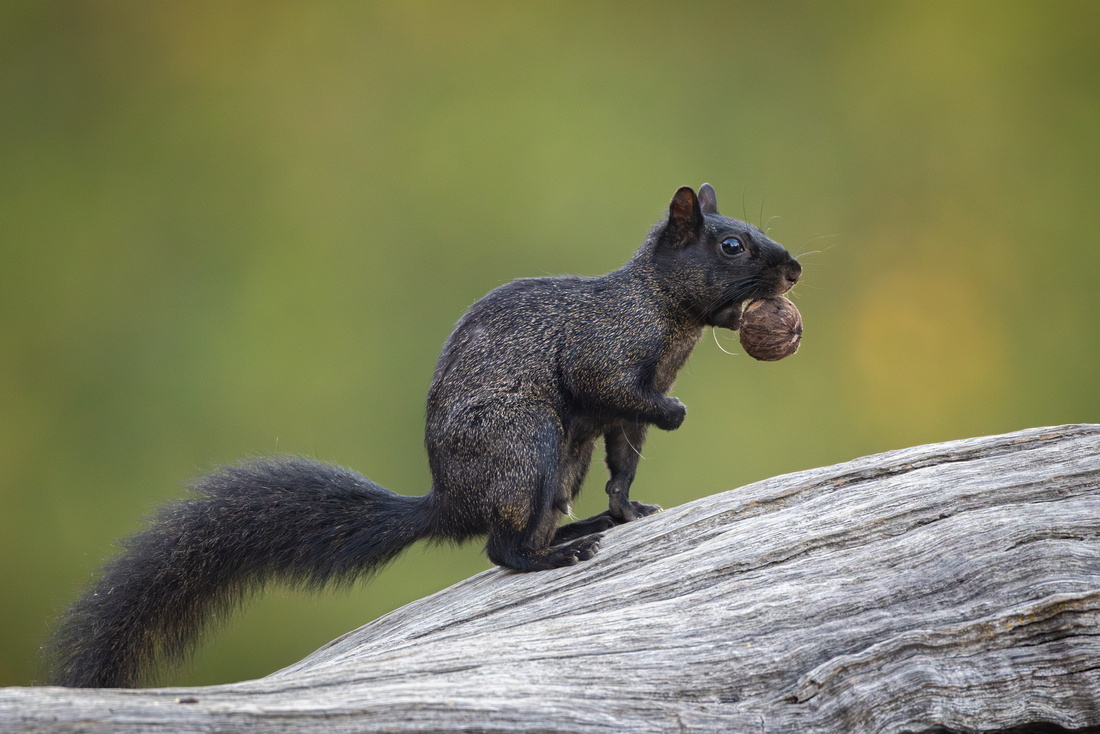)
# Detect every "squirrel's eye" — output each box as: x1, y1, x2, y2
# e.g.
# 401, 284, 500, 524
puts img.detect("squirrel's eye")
720, 237, 744, 256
